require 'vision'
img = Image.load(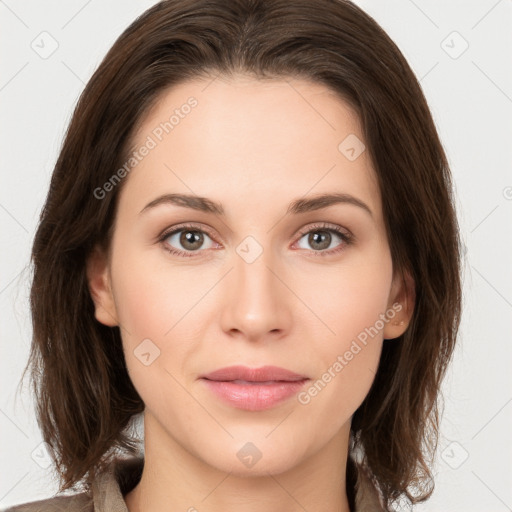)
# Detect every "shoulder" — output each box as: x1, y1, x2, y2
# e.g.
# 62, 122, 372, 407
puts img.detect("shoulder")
1, 491, 92, 512
2, 455, 143, 512
354, 464, 388, 511
350, 452, 388, 512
